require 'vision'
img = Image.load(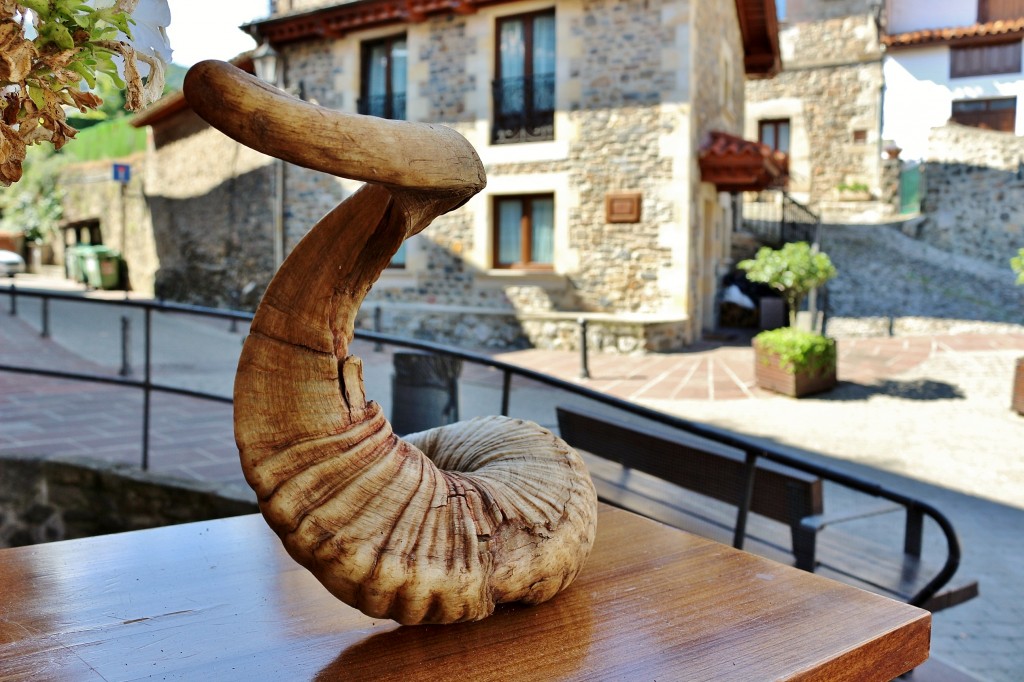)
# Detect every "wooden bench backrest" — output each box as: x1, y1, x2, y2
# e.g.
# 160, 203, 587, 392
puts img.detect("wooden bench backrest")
556, 406, 824, 525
